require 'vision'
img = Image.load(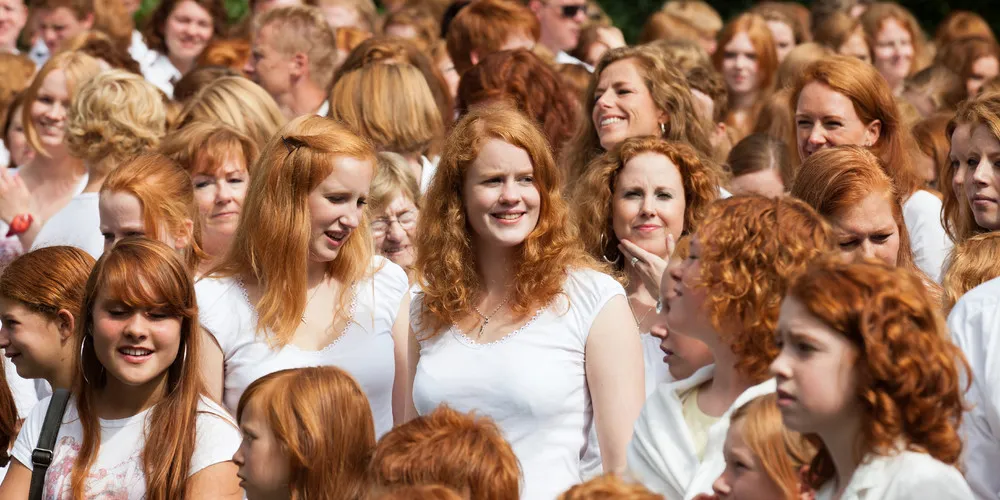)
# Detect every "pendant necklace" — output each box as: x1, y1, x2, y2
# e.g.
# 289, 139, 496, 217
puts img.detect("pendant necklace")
473, 294, 512, 339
